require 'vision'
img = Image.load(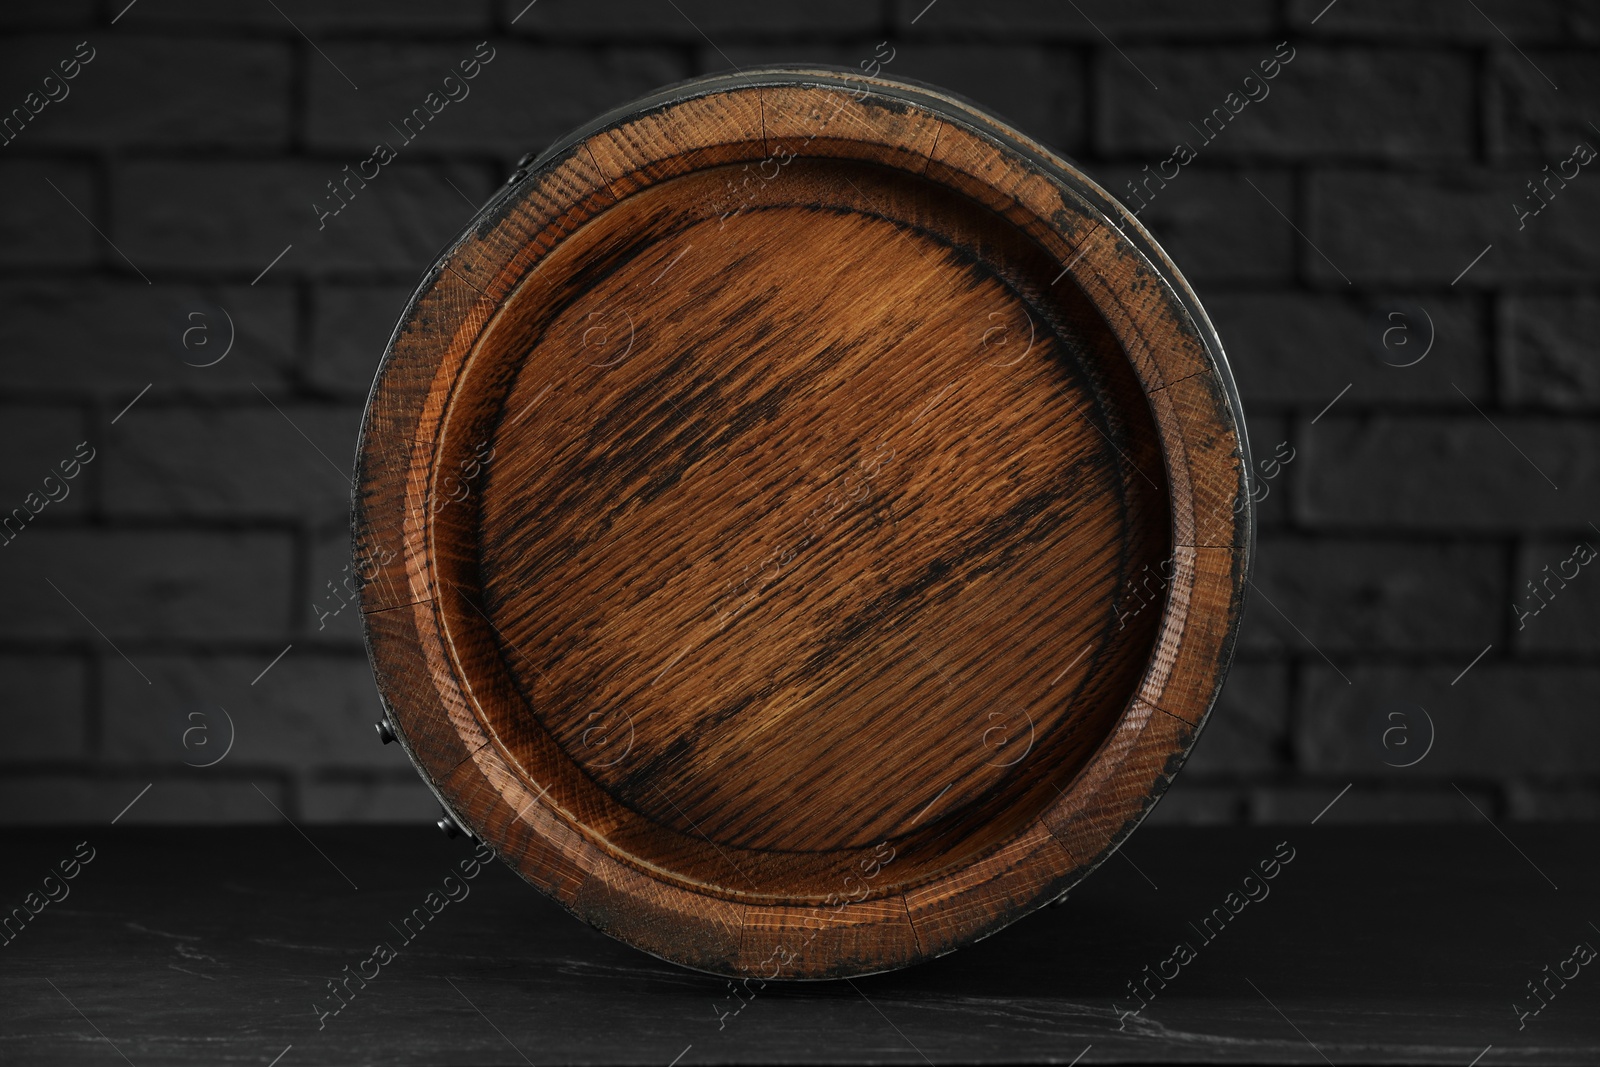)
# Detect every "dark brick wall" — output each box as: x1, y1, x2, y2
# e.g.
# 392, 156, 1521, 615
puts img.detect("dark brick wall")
1, 0, 1595, 825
